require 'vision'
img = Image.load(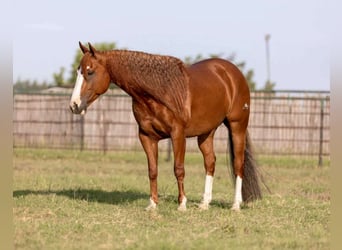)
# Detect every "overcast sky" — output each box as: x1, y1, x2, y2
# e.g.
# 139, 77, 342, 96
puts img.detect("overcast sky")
13, 0, 333, 90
